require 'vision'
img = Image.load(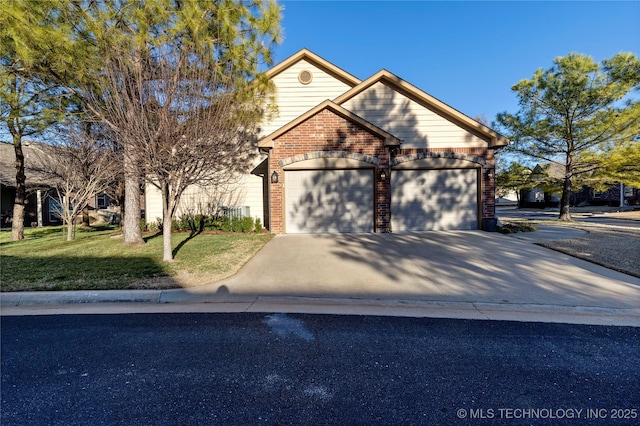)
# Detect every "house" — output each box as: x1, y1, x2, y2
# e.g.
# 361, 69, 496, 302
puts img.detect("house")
0, 142, 64, 228
145, 49, 509, 233
0, 141, 116, 228
520, 162, 640, 208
